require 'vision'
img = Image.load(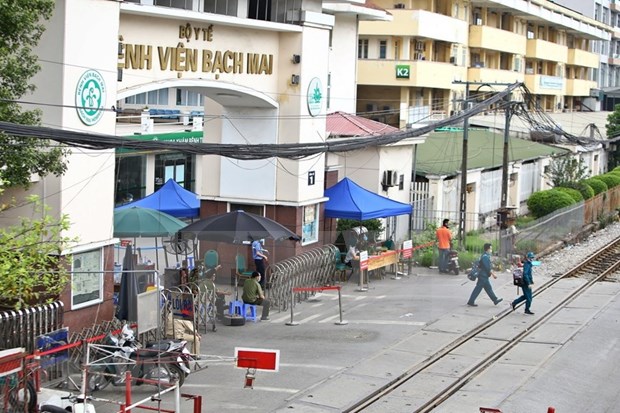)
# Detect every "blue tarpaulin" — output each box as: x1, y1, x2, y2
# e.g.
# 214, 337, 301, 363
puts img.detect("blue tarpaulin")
116, 179, 199, 218
324, 178, 412, 220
